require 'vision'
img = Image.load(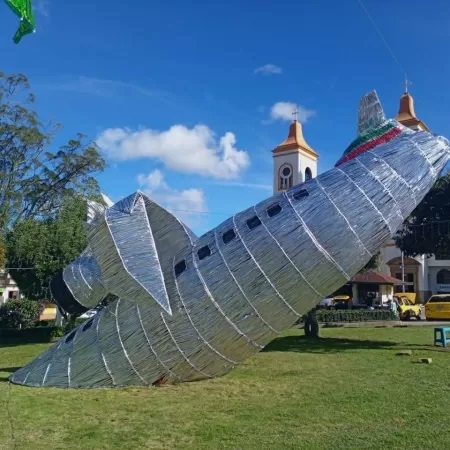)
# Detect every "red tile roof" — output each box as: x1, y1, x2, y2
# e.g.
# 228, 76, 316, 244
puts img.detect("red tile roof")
351, 271, 405, 285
